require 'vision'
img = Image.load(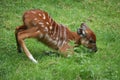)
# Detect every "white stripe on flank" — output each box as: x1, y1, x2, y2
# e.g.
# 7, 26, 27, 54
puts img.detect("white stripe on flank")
49, 17, 52, 23
53, 23, 57, 37
61, 26, 67, 47
59, 25, 62, 39
56, 24, 59, 41
51, 20, 54, 26
57, 25, 60, 47
58, 24, 63, 47
64, 27, 67, 41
